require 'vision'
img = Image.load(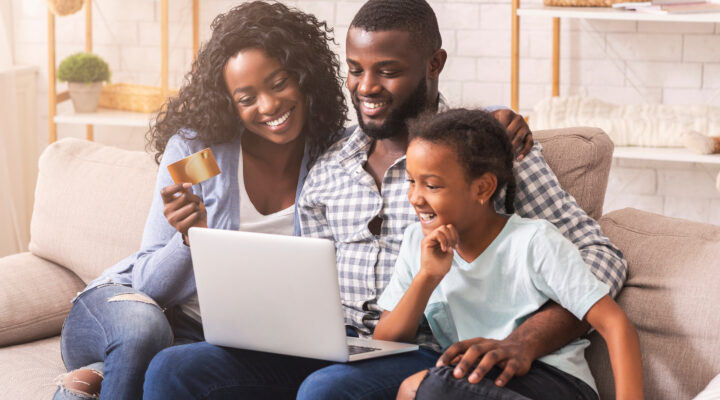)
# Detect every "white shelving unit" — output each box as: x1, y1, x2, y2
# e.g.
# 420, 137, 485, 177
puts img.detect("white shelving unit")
48, 0, 199, 143
510, 4, 720, 164
614, 146, 720, 164
516, 5, 720, 22
53, 109, 153, 128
